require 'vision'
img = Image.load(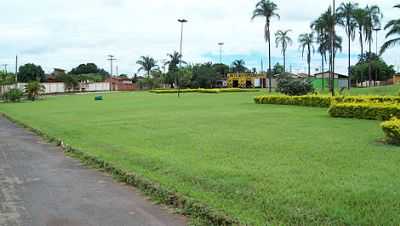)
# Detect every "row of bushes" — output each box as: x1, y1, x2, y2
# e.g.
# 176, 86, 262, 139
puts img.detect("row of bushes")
328, 103, 400, 121
381, 118, 400, 145
150, 88, 260, 94
254, 95, 400, 108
